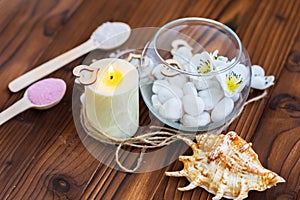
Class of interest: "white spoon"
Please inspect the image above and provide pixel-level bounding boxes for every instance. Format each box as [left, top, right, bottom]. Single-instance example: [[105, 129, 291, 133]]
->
[[0, 78, 66, 126], [8, 22, 131, 93]]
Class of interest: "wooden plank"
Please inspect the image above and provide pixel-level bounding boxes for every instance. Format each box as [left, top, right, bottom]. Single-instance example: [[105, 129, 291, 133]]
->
[[0, 0, 142, 199], [248, 32, 300, 200], [0, 0, 84, 106], [5, 121, 100, 199], [0, 0, 86, 199]]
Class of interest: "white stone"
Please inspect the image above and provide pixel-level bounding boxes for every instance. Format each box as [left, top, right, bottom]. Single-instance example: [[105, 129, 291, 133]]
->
[[166, 74, 188, 89], [198, 89, 210, 98], [173, 46, 193, 59], [152, 64, 165, 80], [208, 78, 222, 90], [202, 99, 214, 111], [181, 112, 211, 127], [171, 39, 193, 53], [193, 78, 221, 91], [211, 97, 234, 122], [157, 88, 173, 102], [170, 85, 184, 98], [173, 47, 193, 68], [182, 95, 205, 116], [151, 95, 161, 112], [198, 88, 224, 110], [198, 112, 211, 126], [140, 65, 153, 84], [181, 114, 198, 127], [152, 79, 169, 94], [157, 85, 183, 102], [193, 78, 209, 90], [231, 93, 240, 102], [183, 82, 197, 96], [159, 98, 182, 121]]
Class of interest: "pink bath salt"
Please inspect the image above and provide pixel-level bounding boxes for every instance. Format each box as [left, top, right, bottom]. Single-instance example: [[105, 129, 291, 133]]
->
[[27, 78, 66, 106]]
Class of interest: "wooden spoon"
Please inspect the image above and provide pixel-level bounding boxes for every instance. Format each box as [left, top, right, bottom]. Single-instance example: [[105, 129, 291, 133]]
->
[[0, 78, 66, 126], [8, 22, 130, 93]]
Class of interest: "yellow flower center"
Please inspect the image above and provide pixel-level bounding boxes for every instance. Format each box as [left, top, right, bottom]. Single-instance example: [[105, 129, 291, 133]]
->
[[226, 71, 243, 92], [198, 60, 212, 74]]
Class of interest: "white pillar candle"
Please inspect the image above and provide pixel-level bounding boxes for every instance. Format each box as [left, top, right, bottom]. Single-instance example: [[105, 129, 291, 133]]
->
[[85, 58, 139, 139]]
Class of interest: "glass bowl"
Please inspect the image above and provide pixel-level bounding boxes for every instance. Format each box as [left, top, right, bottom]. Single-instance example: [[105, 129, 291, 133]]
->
[[139, 17, 251, 132]]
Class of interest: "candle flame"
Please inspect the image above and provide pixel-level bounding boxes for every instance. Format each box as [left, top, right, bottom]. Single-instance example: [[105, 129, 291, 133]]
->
[[108, 65, 114, 80], [102, 64, 122, 86]]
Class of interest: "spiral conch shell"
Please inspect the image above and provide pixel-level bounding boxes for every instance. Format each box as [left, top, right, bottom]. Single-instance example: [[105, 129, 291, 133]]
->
[[166, 132, 285, 200]]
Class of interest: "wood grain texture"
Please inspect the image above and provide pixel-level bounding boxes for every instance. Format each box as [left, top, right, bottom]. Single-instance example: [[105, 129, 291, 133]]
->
[[0, 0, 299, 199]]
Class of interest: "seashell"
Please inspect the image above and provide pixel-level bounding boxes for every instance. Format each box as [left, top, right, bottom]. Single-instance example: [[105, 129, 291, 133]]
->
[[166, 132, 285, 200]]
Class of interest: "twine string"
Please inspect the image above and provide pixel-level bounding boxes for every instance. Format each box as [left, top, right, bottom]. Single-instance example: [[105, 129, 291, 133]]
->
[[80, 91, 268, 173]]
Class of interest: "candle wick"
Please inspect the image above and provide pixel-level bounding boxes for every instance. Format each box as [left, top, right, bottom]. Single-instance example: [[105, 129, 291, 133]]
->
[[110, 75, 113, 80]]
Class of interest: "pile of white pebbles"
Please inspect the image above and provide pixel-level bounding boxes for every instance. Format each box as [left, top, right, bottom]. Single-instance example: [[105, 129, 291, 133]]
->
[[151, 74, 238, 127], [150, 39, 275, 128]]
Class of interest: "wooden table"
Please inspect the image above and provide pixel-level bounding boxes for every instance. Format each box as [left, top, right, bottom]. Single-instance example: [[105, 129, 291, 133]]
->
[[0, 0, 299, 199]]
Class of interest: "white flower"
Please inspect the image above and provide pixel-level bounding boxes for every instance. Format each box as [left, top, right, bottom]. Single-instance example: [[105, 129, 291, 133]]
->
[[217, 63, 250, 97], [251, 65, 265, 77], [190, 52, 215, 74], [209, 49, 237, 72], [251, 65, 275, 90], [210, 50, 219, 60]]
